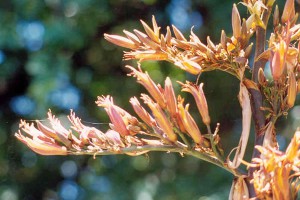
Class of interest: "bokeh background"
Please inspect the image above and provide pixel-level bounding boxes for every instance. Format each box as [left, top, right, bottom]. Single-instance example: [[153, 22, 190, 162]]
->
[[0, 0, 295, 200]]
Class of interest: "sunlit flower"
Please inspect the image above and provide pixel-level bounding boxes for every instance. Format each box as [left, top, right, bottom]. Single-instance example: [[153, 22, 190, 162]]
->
[[96, 96, 130, 136], [180, 81, 211, 125], [127, 65, 166, 108], [177, 98, 203, 144], [142, 94, 177, 142]]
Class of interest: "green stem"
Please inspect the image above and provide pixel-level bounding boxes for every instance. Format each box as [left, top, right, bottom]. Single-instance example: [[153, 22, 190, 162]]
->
[[70, 144, 245, 177], [207, 124, 224, 162]]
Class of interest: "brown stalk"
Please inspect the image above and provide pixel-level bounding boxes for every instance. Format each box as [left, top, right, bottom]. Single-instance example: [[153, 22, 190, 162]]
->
[[247, 5, 273, 198]]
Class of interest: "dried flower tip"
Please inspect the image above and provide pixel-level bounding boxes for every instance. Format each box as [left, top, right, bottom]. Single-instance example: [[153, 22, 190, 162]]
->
[[287, 72, 297, 108], [104, 34, 138, 49], [282, 0, 295, 24], [232, 4, 241, 38], [177, 100, 202, 144]]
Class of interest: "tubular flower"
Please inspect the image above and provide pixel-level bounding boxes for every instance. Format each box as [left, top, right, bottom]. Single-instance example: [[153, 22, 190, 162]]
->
[[127, 65, 166, 108], [177, 98, 203, 144], [270, 40, 287, 81], [96, 96, 130, 136], [164, 77, 178, 117], [104, 34, 139, 49], [15, 110, 135, 156], [281, 0, 295, 24], [180, 81, 211, 126], [129, 96, 156, 127], [142, 94, 177, 142], [232, 4, 242, 39], [15, 121, 67, 156], [247, 131, 300, 199]]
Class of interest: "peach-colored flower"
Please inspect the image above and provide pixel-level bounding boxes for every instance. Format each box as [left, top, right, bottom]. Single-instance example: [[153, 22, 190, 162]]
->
[[142, 94, 177, 142], [129, 96, 155, 126], [287, 72, 297, 108], [96, 96, 130, 136], [232, 4, 241, 39], [180, 82, 211, 125], [16, 133, 67, 155], [104, 34, 138, 49], [15, 121, 67, 155], [164, 77, 178, 117], [177, 99, 202, 144], [127, 65, 166, 108], [281, 0, 295, 24], [270, 40, 287, 81]]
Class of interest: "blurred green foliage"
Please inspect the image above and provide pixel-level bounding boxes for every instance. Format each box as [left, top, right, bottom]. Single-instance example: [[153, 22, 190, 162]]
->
[[0, 0, 291, 199]]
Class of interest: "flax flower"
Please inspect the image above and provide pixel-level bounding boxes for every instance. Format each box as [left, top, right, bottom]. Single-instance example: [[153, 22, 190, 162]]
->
[[180, 81, 211, 126]]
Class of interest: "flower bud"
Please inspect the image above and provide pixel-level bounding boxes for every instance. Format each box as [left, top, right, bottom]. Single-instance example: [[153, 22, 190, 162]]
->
[[271, 40, 287, 81], [178, 100, 202, 144], [232, 4, 241, 38], [164, 77, 178, 117], [127, 65, 166, 108], [130, 97, 155, 127], [181, 82, 211, 125], [220, 30, 227, 49], [140, 19, 159, 43], [281, 0, 295, 24], [258, 68, 267, 86], [104, 34, 138, 49], [142, 95, 177, 142]]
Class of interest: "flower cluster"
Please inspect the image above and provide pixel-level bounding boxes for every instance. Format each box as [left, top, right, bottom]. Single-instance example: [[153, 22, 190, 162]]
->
[[16, 65, 225, 162], [248, 129, 300, 200], [14, 0, 300, 199]]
